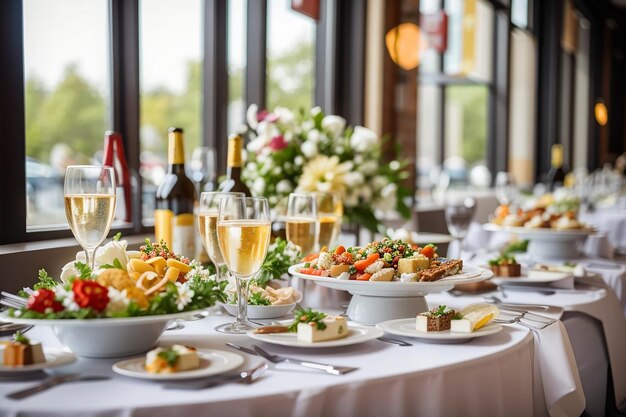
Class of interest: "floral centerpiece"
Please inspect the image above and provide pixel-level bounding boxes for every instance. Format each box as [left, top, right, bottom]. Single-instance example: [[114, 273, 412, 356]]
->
[[242, 105, 411, 232], [9, 235, 226, 319]]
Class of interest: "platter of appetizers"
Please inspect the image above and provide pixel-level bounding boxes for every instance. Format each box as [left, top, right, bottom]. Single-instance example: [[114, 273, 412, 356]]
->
[[247, 307, 383, 348], [0, 332, 76, 373], [288, 239, 492, 297], [489, 201, 592, 233], [377, 304, 502, 344], [112, 345, 245, 380]]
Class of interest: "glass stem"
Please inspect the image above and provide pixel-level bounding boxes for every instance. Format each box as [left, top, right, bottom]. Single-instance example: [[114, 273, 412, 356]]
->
[[214, 263, 222, 281], [236, 277, 250, 324], [458, 238, 464, 259], [85, 247, 97, 272]]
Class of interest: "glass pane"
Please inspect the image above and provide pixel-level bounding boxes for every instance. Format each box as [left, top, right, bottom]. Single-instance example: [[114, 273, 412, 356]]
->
[[511, 0, 529, 29], [139, 0, 203, 223], [266, 0, 316, 111], [228, 0, 248, 133], [416, 85, 442, 190], [444, 85, 488, 181], [23, 0, 111, 229]]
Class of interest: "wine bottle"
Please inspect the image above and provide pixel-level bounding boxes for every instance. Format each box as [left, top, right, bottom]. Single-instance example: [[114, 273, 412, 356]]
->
[[546, 143, 566, 191], [218, 134, 252, 196], [155, 127, 197, 258], [102, 131, 132, 223]]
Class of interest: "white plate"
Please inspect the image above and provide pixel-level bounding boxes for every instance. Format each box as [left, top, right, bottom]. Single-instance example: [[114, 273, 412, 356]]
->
[[483, 223, 592, 238], [112, 348, 245, 380], [247, 325, 384, 348], [377, 319, 502, 344], [0, 347, 77, 373], [288, 264, 492, 297], [491, 272, 572, 286]]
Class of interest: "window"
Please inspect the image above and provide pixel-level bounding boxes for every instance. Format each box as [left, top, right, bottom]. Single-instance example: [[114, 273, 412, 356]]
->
[[266, 0, 316, 110], [139, 0, 203, 223], [23, 0, 111, 229], [227, 0, 248, 133]]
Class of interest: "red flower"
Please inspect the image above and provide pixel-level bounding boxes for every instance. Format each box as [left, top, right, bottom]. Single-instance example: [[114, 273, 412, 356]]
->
[[72, 280, 110, 312], [256, 109, 279, 123], [268, 135, 287, 151], [27, 289, 64, 313]]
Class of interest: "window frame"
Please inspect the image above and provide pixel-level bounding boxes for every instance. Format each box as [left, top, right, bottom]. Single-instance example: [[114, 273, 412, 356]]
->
[[0, 0, 365, 245]]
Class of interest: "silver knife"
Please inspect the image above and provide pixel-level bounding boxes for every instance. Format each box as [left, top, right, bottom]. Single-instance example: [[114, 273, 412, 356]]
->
[[6, 374, 110, 400]]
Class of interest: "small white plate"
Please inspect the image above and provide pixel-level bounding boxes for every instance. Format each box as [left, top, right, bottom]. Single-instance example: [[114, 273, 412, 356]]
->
[[491, 272, 571, 286], [247, 325, 384, 348], [0, 347, 77, 373], [377, 319, 502, 344], [112, 348, 245, 380]]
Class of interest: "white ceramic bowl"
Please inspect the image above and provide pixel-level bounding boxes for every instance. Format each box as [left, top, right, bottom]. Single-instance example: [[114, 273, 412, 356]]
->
[[222, 302, 296, 319], [1, 310, 208, 358]]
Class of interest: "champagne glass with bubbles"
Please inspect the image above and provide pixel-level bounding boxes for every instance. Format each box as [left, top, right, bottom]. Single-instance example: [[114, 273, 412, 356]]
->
[[198, 192, 244, 282], [215, 196, 271, 334], [64, 165, 116, 271], [315, 191, 342, 249], [286, 192, 319, 255]]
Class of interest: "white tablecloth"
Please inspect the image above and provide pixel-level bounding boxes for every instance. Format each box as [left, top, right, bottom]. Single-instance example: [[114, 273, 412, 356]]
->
[[2, 313, 543, 417], [580, 207, 626, 250]]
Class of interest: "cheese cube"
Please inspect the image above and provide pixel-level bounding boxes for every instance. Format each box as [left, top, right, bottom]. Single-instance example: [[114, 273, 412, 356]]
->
[[297, 316, 349, 343], [450, 318, 473, 333], [146, 345, 200, 373], [397, 256, 430, 274]]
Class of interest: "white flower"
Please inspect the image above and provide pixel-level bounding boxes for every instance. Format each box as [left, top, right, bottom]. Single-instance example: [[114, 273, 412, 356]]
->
[[372, 175, 388, 190], [294, 156, 304, 166], [301, 141, 318, 158], [334, 146, 344, 154], [284, 131, 294, 142], [307, 130, 320, 143], [247, 162, 258, 172], [55, 285, 80, 312], [272, 167, 281, 175], [274, 107, 295, 126], [95, 239, 129, 271], [106, 288, 130, 314], [359, 186, 373, 202], [322, 115, 346, 138], [247, 137, 266, 153], [276, 180, 293, 194], [252, 177, 266, 195], [344, 191, 359, 207], [350, 126, 378, 152], [311, 106, 322, 117], [301, 120, 314, 131], [374, 183, 398, 211], [175, 283, 194, 311], [60, 261, 79, 284], [247, 104, 259, 129], [344, 171, 365, 185], [359, 160, 378, 175], [389, 160, 401, 171], [354, 155, 363, 164], [269, 196, 278, 205]]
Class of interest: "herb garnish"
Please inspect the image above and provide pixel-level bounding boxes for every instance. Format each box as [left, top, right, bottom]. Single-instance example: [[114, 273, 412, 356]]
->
[[33, 269, 58, 291], [158, 349, 179, 366], [252, 238, 301, 288], [248, 292, 272, 306], [100, 258, 125, 270], [74, 262, 93, 279], [113, 232, 122, 242], [13, 331, 30, 345], [429, 305, 452, 317], [288, 307, 327, 332]]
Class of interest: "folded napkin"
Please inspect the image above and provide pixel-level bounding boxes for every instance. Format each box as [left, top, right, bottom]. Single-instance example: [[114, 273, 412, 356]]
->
[[531, 321, 586, 417]]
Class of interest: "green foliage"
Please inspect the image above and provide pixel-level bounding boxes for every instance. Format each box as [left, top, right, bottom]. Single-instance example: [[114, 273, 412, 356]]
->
[[266, 42, 315, 111], [74, 262, 93, 279], [253, 238, 301, 287], [248, 292, 271, 306], [33, 269, 57, 291], [445, 85, 488, 165]]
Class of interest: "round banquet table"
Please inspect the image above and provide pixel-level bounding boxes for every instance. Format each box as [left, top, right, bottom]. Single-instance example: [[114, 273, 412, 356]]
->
[[0, 313, 541, 417]]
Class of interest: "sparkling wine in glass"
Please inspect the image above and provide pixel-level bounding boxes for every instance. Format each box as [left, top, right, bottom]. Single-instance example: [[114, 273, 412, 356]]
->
[[286, 192, 319, 255], [444, 192, 476, 258], [215, 196, 271, 334], [316, 191, 342, 249], [198, 191, 244, 281], [64, 165, 116, 272]]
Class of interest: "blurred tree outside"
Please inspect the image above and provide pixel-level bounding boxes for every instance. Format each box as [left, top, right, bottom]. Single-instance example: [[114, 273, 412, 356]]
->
[[266, 41, 314, 111], [446, 85, 488, 166]]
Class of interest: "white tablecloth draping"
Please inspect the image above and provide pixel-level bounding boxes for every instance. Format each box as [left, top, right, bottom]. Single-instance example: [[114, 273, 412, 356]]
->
[[429, 280, 626, 416], [2, 313, 550, 417], [580, 207, 626, 250]]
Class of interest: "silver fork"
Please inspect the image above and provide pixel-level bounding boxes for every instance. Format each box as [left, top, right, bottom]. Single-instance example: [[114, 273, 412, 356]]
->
[[495, 316, 549, 331], [251, 344, 358, 375]]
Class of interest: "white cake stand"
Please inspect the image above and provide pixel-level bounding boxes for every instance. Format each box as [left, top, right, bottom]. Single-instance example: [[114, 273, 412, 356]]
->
[[288, 264, 493, 325], [483, 223, 591, 261]]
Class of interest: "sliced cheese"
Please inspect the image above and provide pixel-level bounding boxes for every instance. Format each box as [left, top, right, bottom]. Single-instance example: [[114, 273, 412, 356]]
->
[[297, 316, 349, 343]]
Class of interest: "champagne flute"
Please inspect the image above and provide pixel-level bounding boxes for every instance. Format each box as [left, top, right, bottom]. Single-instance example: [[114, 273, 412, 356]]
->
[[64, 165, 116, 272], [215, 196, 271, 334], [316, 191, 342, 249], [444, 189, 476, 259], [197, 191, 245, 281], [286, 192, 319, 255]]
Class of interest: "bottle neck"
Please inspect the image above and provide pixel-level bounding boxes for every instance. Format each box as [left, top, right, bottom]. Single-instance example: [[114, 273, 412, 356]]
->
[[227, 135, 243, 169], [168, 131, 185, 169], [550, 144, 563, 169]]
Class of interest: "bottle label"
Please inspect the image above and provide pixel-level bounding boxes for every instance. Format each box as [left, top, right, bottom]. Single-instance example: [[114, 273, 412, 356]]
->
[[154, 210, 196, 258]]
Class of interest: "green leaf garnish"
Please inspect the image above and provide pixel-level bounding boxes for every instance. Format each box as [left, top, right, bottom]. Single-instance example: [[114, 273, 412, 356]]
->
[[74, 261, 93, 279], [288, 307, 327, 332], [100, 258, 125, 270], [248, 292, 271, 306], [113, 232, 122, 242], [13, 331, 30, 345], [33, 269, 57, 290], [158, 349, 179, 366]]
